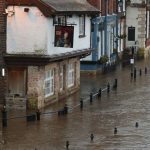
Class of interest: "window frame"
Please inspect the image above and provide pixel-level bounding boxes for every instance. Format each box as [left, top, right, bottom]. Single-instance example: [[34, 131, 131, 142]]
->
[[44, 69, 54, 98], [79, 15, 85, 37], [59, 66, 64, 92], [53, 15, 67, 26], [67, 63, 75, 88]]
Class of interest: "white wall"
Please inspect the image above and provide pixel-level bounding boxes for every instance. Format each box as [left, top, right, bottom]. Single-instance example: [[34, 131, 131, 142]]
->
[[131, 0, 146, 3], [126, 6, 146, 48], [7, 6, 91, 55], [7, 6, 48, 54]]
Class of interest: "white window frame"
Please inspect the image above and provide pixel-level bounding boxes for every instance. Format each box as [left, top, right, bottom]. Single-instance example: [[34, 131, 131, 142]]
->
[[67, 63, 75, 88], [79, 15, 85, 36], [60, 66, 64, 91], [44, 69, 54, 97], [54, 15, 66, 25]]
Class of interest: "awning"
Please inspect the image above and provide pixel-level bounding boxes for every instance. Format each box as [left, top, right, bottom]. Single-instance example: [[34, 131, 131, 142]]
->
[[4, 49, 92, 66]]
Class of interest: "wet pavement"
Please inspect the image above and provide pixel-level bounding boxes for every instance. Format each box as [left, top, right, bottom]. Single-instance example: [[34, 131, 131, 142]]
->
[[1, 59, 150, 149]]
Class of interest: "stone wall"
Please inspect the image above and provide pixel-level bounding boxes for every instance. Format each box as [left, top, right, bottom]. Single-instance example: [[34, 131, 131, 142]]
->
[[0, 0, 6, 105], [27, 57, 80, 109], [27, 66, 45, 109]]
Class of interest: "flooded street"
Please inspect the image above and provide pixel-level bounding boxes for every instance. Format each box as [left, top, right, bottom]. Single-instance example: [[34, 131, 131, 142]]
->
[[1, 60, 150, 150]]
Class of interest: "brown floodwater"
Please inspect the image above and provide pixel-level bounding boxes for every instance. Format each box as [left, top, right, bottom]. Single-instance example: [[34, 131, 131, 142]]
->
[[1, 59, 150, 150]]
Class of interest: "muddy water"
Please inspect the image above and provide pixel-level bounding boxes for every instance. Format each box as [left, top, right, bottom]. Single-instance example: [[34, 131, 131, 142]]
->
[[1, 60, 150, 150]]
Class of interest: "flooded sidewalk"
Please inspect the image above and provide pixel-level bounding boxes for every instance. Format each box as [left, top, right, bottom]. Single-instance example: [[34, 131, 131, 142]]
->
[[1, 60, 150, 150]]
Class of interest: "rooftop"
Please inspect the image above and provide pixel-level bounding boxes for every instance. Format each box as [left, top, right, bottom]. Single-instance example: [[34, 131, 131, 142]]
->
[[6, 0, 99, 16]]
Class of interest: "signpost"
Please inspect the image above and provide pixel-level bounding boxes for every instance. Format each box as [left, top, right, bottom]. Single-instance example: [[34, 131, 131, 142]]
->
[[130, 58, 134, 65]]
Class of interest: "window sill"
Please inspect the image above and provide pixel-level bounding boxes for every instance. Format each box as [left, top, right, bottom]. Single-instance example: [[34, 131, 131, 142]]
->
[[44, 94, 56, 103], [79, 35, 86, 38], [45, 93, 54, 98]]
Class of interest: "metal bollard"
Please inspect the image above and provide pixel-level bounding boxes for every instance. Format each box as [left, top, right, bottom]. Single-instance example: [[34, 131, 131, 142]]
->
[[135, 122, 139, 128], [98, 88, 101, 98], [66, 141, 69, 149], [36, 109, 41, 121], [58, 109, 64, 116], [64, 104, 68, 114], [113, 78, 118, 89], [80, 99, 83, 109], [131, 72, 133, 78], [90, 133, 94, 142], [134, 68, 136, 79], [107, 83, 110, 93], [145, 67, 147, 74], [114, 127, 117, 135], [90, 93, 93, 104], [139, 69, 142, 76], [2, 106, 7, 127]]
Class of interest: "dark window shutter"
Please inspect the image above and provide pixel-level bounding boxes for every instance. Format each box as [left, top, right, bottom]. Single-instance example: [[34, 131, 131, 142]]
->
[[128, 27, 135, 41]]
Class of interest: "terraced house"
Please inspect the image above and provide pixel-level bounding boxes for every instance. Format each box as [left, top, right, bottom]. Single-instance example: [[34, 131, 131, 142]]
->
[[81, 0, 126, 73], [0, 0, 99, 109]]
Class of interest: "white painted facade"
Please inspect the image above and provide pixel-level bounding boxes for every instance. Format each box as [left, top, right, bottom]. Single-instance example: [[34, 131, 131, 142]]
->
[[7, 6, 91, 55], [130, 0, 146, 4], [126, 6, 146, 48], [118, 21, 124, 52]]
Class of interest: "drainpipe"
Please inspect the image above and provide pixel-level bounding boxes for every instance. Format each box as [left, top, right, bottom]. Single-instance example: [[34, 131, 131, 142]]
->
[[104, 0, 108, 56], [116, 16, 119, 52], [116, 0, 119, 54], [145, 0, 148, 47]]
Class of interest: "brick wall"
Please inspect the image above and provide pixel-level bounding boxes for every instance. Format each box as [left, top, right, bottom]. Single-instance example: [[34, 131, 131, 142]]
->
[[0, 0, 6, 105], [87, 0, 100, 10], [90, 0, 117, 16], [87, 0, 117, 16], [113, 0, 117, 14], [101, 0, 106, 15], [27, 57, 80, 109]]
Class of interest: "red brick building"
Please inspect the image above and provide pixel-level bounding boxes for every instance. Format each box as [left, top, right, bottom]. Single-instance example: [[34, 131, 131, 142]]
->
[[87, 0, 117, 15]]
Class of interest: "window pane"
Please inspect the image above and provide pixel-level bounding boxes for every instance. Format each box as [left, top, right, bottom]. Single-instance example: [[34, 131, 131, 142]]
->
[[79, 16, 85, 35], [44, 69, 54, 97], [60, 66, 64, 91], [45, 80, 50, 88], [67, 63, 75, 87]]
